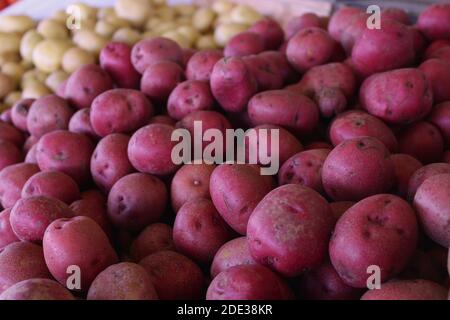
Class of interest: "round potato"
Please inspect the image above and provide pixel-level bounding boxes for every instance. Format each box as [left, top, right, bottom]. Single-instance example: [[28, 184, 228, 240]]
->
[[62, 47, 96, 74], [32, 39, 72, 73], [130, 223, 175, 262], [20, 30, 43, 62], [361, 279, 448, 300], [0, 140, 22, 172], [37, 19, 68, 39], [0, 209, 19, 250], [0, 278, 74, 300], [0, 163, 39, 209], [0, 15, 36, 34]]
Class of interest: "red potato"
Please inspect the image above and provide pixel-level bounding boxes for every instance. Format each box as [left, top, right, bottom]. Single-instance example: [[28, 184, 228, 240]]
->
[[56, 79, 67, 98], [100, 41, 140, 89], [210, 164, 274, 234], [286, 27, 337, 72], [0, 242, 50, 294], [207, 264, 290, 300], [185, 49, 223, 82], [128, 124, 179, 176], [210, 237, 257, 278], [330, 201, 355, 221], [10, 196, 74, 242], [0, 140, 22, 171], [140, 60, 185, 102], [428, 101, 450, 145], [91, 89, 153, 137], [411, 27, 428, 62], [390, 154, 423, 199], [11, 98, 34, 132], [26, 95, 74, 138], [328, 6, 362, 43], [87, 262, 158, 300], [397, 121, 444, 164], [382, 7, 411, 25], [242, 55, 284, 91], [224, 32, 265, 57], [167, 80, 214, 121], [247, 184, 334, 277], [258, 51, 297, 84], [249, 18, 284, 50], [36, 130, 95, 185], [419, 59, 450, 103], [278, 149, 330, 195], [428, 46, 450, 62], [0, 110, 12, 123], [181, 48, 196, 68], [107, 173, 167, 232], [338, 13, 369, 53], [414, 173, 450, 247], [247, 90, 319, 135], [0, 121, 24, 147], [299, 261, 363, 300], [210, 57, 257, 113], [65, 64, 113, 110], [361, 279, 448, 300], [285, 13, 323, 39], [21, 171, 80, 204], [0, 163, 39, 209], [407, 163, 450, 201], [68, 108, 98, 140], [148, 115, 176, 126], [131, 37, 183, 74], [330, 194, 418, 288], [329, 111, 399, 152], [91, 133, 134, 193], [171, 163, 215, 212], [139, 250, 204, 300], [0, 278, 74, 300], [0, 209, 19, 249], [23, 135, 38, 154], [360, 69, 433, 125], [43, 216, 118, 291], [130, 223, 175, 262], [417, 3, 450, 41], [425, 40, 450, 58], [351, 19, 415, 77], [25, 144, 37, 164]]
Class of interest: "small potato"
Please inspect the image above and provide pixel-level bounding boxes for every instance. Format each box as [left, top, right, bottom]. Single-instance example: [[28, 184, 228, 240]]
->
[[32, 39, 72, 73], [73, 30, 108, 55], [0, 163, 39, 209], [229, 5, 263, 25], [242, 55, 284, 91], [154, 6, 176, 21], [186, 49, 223, 82], [224, 31, 265, 57], [0, 121, 24, 146], [25, 145, 37, 164], [212, 0, 234, 15], [152, 21, 177, 35], [130, 223, 175, 262], [73, 2, 98, 22], [0, 209, 19, 250], [51, 10, 68, 23], [45, 70, 69, 92], [0, 278, 74, 300], [37, 19, 68, 39], [87, 262, 158, 300], [114, 0, 152, 27], [419, 59, 450, 103], [196, 34, 218, 50], [139, 250, 204, 300], [161, 30, 190, 49], [0, 33, 21, 55], [107, 173, 167, 232], [62, 47, 96, 74], [36, 130, 95, 185], [286, 13, 323, 39], [21, 68, 48, 88], [0, 140, 22, 171], [361, 279, 448, 300], [91, 134, 134, 193], [0, 73, 15, 100], [390, 154, 423, 199], [193, 8, 216, 32], [214, 23, 248, 47], [2, 62, 26, 85], [95, 20, 117, 38], [249, 18, 284, 50], [417, 3, 450, 41], [104, 11, 131, 29], [140, 61, 185, 102], [0, 15, 36, 34], [176, 25, 200, 47], [173, 4, 196, 17], [21, 82, 51, 99], [43, 216, 118, 291], [27, 95, 74, 138], [21, 171, 80, 204], [10, 196, 74, 242], [407, 163, 450, 201], [113, 28, 142, 46], [258, 51, 297, 84]]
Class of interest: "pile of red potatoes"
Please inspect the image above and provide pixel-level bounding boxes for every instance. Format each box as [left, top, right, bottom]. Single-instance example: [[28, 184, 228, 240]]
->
[[0, 3, 450, 300]]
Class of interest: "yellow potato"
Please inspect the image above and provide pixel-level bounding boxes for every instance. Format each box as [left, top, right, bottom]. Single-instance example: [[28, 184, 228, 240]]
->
[[155, 6, 175, 21], [37, 19, 69, 39], [162, 30, 190, 48], [104, 11, 131, 28], [51, 10, 68, 24], [177, 25, 200, 46], [230, 5, 263, 25], [21, 69, 48, 88], [71, 2, 98, 21], [145, 17, 162, 31], [62, 47, 96, 74], [0, 15, 36, 34], [45, 70, 69, 93], [95, 20, 117, 38], [113, 28, 142, 46], [196, 34, 218, 50], [2, 62, 26, 85], [142, 31, 157, 39], [152, 0, 166, 6], [20, 30, 44, 62], [193, 8, 216, 32], [73, 29, 108, 55], [0, 52, 21, 67], [22, 81, 51, 99], [114, 0, 153, 27], [212, 0, 234, 14], [153, 21, 177, 35], [4, 91, 22, 107], [32, 40, 72, 73], [97, 7, 115, 20], [77, 18, 97, 31], [173, 4, 196, 16], [214, 23, 248, 47], [0, 33, 21, 54], [176, 16, 192, 25], [0, 73, 15, 100]]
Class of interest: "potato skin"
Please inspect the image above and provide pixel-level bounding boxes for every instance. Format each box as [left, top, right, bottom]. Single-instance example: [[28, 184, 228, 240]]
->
[[0, 242, 51, 294], [390, 154, 423, 199], [87, 262, 158, 300], [417, 3, 450, 41], [0, 163, 40, 209], [0, 120, 25, 147], [139, 250, 204, 300], [0, 278, 74, 300], [360, 69, 433, 125], [242, 55, 283, 91], [419, 59, 450, 104], [224, 32, 265, 57], [11, 98, 34, 132], [0, 140, 22, 171], [91, 89, 153, 137], [186, 49, 223, 82], [328, 7, 362, 43], [210, 237, 257, 278], [210, 164, 274, 234], [286, 13, 323, 39], [0, 209, 19, 250], [330, 194, 418, 288], [407, 163, 450, 201], [247, 184, 334, 277], [322, 137, 395, 201], [36, 130, 95, 185], [361, 279, 448, 300], [68, 108, 98, 140], [414, 173, 450, 247], [43, 216, 118, 291], [130, 223, 175, 262], [428, 101, 450, 145], [249, 18, 284, 50]]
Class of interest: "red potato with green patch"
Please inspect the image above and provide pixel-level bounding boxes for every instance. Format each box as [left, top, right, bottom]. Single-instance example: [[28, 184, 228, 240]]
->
[[390, 154, 423, 199], [413, 173, 450, 247], [247, 184, 334, 277], [91, 133, 134, 193], [139, 250, 204, 300], [322, 137, 395, 201], [0, 163, 39, 209], [68, 108, 99, 140], [417, 3, 450, 41], [130, 223, 175, 262], [11, 98, 34, 132], [418, 59, 450, 103], [0, 242, 51, 294], [428, 101, 450, 145], [0, 140, 22, 171], [87, 262, 158, 300], [224, 32, 265, 57], [286, 13, 323, 39], [65, 64, 113, 110], [185, 50, 223, 82], [361, 279, 448, 300], [0, 209, 19, 249], [210, 164, 274, 235], [36, 130, 95, 185], [0, 278, 74, 300], [242, 55, 284, 91], [0, 121, 25, 147], [249, 18, 284, 50], [407, 162, 450, 201], [43, 216, 118, 291]]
